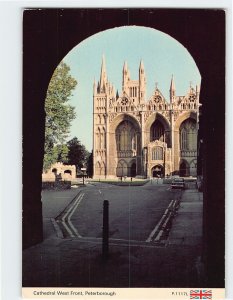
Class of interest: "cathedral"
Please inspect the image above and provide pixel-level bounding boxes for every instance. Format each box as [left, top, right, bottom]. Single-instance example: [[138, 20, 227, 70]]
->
[[93, 56, 200, 179]]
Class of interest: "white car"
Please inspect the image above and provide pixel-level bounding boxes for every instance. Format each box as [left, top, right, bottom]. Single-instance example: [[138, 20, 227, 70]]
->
[[171, 178, 185, 189]]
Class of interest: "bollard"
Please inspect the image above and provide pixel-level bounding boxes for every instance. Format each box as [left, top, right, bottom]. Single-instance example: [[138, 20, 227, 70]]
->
[[102, 200, 109, 260]]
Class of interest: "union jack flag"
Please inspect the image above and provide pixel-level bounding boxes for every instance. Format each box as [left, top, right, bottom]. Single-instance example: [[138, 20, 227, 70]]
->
[[190, 290, 212, 299]]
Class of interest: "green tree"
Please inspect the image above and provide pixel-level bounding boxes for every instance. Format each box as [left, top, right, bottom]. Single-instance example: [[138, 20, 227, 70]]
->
[[43, 62, 77, 171], [86, 151, 93, 177], [67, 137, 89, 172]]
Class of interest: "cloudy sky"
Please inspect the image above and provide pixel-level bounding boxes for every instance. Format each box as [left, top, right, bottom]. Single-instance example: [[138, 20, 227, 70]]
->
[[63, 26, 201, 151]]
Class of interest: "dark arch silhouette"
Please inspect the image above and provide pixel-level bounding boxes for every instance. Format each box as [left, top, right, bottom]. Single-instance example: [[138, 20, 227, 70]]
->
[[23, 9, 225, 287]]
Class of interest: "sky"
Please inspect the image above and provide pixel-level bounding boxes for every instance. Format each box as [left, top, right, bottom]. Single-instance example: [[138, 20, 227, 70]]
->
[[63, 26, 201, 151]]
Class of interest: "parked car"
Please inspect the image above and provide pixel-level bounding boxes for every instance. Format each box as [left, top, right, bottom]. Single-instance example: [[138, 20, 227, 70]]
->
[[171, 177, 185, 189]]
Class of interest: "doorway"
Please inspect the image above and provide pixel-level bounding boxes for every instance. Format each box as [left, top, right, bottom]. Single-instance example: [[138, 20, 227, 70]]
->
[[151, 165, 164, 177]]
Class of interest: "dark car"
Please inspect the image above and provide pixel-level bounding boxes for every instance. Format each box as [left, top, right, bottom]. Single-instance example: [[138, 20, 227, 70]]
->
[[171, 177, 185, 189]]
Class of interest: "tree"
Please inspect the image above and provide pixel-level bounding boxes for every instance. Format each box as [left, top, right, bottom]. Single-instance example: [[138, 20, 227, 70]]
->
[[67, 137, 89, 171], [86, 151, 93, 177], [43, 62, 77, 171]]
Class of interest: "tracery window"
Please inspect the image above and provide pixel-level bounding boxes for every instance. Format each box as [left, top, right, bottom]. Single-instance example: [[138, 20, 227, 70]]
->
[[152, 146, 163, 160], [180, 118, 197, 151], [116, 121, 137, 151], [150, 120, 164, 142]]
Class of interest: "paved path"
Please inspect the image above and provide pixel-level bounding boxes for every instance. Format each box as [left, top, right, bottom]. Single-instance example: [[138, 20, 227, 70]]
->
[[23, 183, 204, 288]]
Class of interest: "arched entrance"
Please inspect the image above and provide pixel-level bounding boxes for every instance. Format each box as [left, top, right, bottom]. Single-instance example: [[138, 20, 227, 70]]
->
[[150, 119, 165, 142], [151, 165, 164, 177], [116, 160, 128, 177], [109, 113, 141, 177], [179, 160, 189, 177], [52, 168, 57, 175], [130, 162, 136, 177]]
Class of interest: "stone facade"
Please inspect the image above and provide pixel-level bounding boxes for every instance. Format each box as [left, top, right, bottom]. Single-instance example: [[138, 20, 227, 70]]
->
[[42, 162, 76, 181], [93, 56, 200, 179]]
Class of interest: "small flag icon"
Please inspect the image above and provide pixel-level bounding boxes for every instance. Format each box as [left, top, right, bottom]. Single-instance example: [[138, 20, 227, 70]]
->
[[190, 290, 212, 299]]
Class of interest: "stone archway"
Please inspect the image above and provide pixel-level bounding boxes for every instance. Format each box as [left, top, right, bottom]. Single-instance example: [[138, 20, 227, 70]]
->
[[109, 113, 141, 177], [173, 112, 197, 174], [144, 112, 171, 147], [130, 161, 136, 177], [116, 160, 128, 177], [179, 159, 189, 177], [151, 164, 164, 177]]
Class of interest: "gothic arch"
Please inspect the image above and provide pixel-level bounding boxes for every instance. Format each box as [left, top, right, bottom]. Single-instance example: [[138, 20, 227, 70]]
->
[[100, 161, 106, 176], [189, 158, 197, 176], [109, 113, 141, 133], [116, 159, 128, 177], [151, 164, 164, 177], [96, 127, 101, 149], [144, 113, 170, 146], [179, 159, 190, 177], [145, 112, 170, 133], [174, 111, 197, 131], [95, 161, 101, 176]]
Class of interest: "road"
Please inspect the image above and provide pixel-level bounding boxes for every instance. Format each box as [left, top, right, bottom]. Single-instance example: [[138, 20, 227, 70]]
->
[[47, 181, 182, 243]]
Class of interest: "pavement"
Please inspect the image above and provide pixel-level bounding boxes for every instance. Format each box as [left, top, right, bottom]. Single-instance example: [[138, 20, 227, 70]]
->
[[23, 183, 204, 288]]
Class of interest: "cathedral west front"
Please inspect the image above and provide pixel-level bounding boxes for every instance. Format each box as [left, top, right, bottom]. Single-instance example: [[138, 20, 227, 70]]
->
[[93, 56, 200, 179]]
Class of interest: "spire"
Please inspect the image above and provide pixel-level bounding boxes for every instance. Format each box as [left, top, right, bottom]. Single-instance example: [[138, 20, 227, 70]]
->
[[122, 60, 130, 91], [170, 75, 176, 101], [170, 74, 176, 91], [139, 59, 144, 71], [99, 55, 107, 92], [123, 61, 128, 72]]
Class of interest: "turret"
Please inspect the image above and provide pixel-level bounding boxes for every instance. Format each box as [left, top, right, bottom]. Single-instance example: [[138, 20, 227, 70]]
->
[[122, 61, 130, 92], [139, 60, 146, 102], [169, 75, 176, 103], [99, 55, 107, 93]]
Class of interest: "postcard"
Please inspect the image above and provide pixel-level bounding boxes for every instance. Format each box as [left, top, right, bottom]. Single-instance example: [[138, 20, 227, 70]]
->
[[22, 8, 225, 300]]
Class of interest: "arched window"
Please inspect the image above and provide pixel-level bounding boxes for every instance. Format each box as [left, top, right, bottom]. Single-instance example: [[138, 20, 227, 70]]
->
[[102, 127, 106, 149], [101, 162, 106, 175], [96, 127, 101, 149], [131, 130, 136, 150], [180, 118, 197, 151], [96, 162, 101, 176], [116, 121, 136, 152], [152, 147, 163, 160], [180, 128, 188, 150], [116, 160, 128, 177], [150, 120, 164, 142]]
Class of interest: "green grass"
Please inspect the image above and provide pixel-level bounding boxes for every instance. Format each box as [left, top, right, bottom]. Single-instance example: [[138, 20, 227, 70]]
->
[[91, 179, 150, 186]]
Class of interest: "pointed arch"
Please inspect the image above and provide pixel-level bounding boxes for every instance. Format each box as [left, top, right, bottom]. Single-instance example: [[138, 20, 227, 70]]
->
[[116, 160, 128, 177], [96, 127, 101, 149], [179, 159, 189, 177], [95, 161, 101, 176], [100, 161, 106, 176]]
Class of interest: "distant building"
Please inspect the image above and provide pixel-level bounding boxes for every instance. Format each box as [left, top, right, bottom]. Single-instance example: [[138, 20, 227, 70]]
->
[[42, 162, 76, 181], [93, 56, 200, 179]]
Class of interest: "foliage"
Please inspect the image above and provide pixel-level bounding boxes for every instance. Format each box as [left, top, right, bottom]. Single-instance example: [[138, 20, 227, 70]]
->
[[43, 62, 77, 171], [66, 137, 89, 171], [43, 144, 69, 171], [86, 151, 93, 177]]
